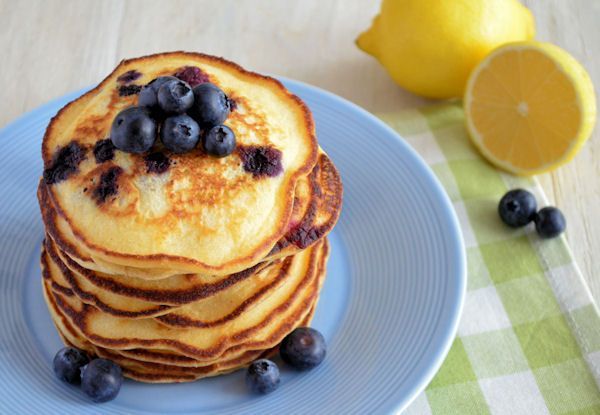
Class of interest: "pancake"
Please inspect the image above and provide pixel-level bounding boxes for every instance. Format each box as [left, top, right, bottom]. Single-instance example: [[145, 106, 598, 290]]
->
[[42, 243, 174, 318], [44, 281, 303, 382], [101, 301, 316, 381], [109, 300, 319, 370], [39, 150, 342, 280], [48, 278, 317, 382], [45, 237, 278, 317], [92, 347, 267, 383], [44, 239, 328, 362], [41, 52, 318, 276], [45, 241, 322, 333], [268, 150, 343, 260], [43, 263, 323, 374], [153, 240, 327, 329], [43, 236, 316, 322]]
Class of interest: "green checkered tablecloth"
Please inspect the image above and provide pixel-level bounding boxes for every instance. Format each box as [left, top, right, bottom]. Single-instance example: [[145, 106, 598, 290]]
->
[[378, 104, 600, 414]]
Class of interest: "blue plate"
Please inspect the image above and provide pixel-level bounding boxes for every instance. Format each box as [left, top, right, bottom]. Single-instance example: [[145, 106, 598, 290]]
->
[[0, 79, 465, 414]]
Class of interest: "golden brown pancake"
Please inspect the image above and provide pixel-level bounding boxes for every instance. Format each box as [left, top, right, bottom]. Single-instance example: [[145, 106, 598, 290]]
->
[[44, 239, 328, 362], [44, 237, 280, 318], [45, 280, 314, 382], [37, 153, 340, 318], [49, 282, 317, 382], [43, 235, 327, 380], [39, 151, 342, 280], [42, 52, 318, 276], [268, 151, 343, 260], [43, 241, 174, 318], [43, 235, 320, 323]]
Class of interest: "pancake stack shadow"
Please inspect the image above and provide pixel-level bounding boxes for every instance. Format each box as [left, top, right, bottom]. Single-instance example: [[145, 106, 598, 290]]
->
[[38, 151, 341, 383]]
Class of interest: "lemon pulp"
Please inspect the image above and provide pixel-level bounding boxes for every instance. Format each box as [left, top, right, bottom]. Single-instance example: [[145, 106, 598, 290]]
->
[[465, 41, 596, 175]]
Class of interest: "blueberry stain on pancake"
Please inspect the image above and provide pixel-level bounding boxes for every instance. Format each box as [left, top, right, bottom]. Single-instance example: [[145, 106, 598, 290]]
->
[[237, 145, 283, 177], [174, 66, 209, 87], [43, 141, 87, 184], [144, 152, 170, 174], [227, 96, 237, 112], [118, 84, 142, 97], [272, 205, 324, 251], [117, 70, 142, 84], [285, 223, 327, 249], [93, 166, 123, 204], [93, 139, 116, 163]]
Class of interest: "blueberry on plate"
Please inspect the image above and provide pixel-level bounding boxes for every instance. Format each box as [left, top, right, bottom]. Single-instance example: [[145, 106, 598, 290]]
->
[[157, 79, 194, 114], [498, 189, 537, 227], [246, 359, 280, 394], [202, 125, 236, 157], [534, 207, 566, 238], [280, 327, 326, 370], [53, 347, 90, 385], [110, 107, 157, 154], [161, 114, 201, 153], [80, 358, 123, 403], [138, 76, 178, 109], [190, 83, 231, 126]]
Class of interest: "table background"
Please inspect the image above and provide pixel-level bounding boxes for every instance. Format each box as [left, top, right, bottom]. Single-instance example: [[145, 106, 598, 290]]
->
[[1, 0, 598, 302]]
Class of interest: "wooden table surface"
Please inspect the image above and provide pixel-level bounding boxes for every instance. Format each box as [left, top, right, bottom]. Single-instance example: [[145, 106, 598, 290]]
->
[[1, 0, 598, 302]]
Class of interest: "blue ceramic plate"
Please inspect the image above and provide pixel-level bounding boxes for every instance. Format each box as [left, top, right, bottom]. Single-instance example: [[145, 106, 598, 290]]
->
[[0, 79, 465, 414]]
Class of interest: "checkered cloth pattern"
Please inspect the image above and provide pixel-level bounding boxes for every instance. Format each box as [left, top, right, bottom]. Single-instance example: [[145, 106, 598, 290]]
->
[[379, 103, 600, 414]]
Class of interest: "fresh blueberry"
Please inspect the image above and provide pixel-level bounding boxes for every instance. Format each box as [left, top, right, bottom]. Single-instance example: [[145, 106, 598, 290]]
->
[[138, 76, 178, 109], [202, 125, 236, 157], [157, 79, 194, 114], [160, 114, 201, 153], [534, 207, 566, 238], [190, 83, 231, 126], [498, 189, 537, 227], [80, 358, 123, 403], [280, 327, 326, 370], [245, 359, 280, 394], [110, 107, 157, 153], [53, 347, 90, 385]]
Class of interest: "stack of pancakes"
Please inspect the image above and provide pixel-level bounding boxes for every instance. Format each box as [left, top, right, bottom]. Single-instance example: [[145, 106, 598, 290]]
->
[[37, 53, 342, 382]]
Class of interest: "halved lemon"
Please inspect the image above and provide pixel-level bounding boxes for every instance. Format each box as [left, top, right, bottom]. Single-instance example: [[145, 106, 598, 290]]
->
[[465, 41, 596, 175]]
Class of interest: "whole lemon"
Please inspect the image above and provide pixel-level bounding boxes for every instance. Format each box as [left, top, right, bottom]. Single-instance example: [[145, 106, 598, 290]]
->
[[356, 0, 535, 99]]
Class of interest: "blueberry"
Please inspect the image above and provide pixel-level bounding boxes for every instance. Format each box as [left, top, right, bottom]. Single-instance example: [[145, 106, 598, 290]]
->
[[138, 76, 178, 109], [161, 114, 200, 153], [157, 79, 194, 114], [245, 359, 280, 394], [80, 358, 123, 403], [498, 189, 537, 227], [190, 83, 230, 126], [110, 107, 156, 154], [53, 347, 90, 385], [202, 125, 236, 157], [534, 207, 566, 238], [280, 327, 326, 370]]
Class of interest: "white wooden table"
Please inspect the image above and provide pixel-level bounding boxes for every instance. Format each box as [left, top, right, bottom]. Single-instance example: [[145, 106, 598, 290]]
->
[[1, 0, 598, 302]]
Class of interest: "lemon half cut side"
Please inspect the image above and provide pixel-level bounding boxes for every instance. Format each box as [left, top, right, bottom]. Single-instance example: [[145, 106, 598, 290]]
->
[[465, 41, 596, 175]]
